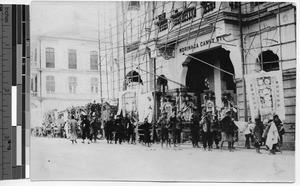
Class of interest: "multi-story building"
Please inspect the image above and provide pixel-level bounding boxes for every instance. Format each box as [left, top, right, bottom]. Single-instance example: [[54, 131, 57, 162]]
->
[[107, 1, 296, 149], [30, 26, 102, 127]]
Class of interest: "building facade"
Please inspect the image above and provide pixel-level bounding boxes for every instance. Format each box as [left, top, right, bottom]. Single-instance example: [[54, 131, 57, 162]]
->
[[30, 33, 101, 127], [107, 1, 296, 149]]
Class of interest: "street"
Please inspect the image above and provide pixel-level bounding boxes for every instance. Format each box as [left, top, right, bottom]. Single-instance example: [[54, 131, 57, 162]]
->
[[30, 137, 295, 182]]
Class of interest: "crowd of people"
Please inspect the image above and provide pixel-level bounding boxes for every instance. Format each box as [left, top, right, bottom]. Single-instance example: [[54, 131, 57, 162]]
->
[[32, 109, 285, 155]]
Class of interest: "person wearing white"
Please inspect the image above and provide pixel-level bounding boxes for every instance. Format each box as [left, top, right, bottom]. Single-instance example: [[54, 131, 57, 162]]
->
[[265, 118, 280, 155]]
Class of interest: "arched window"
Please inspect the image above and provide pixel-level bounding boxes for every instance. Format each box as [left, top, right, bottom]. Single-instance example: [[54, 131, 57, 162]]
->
[[46, 47, 55, 68], [256, 50, 279, 72], [124, 70, 143, 90]]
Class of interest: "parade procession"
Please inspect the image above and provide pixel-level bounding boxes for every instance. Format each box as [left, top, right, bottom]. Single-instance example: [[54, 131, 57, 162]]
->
[[31, 85, 287, 155], [29, 1, 296, 181]]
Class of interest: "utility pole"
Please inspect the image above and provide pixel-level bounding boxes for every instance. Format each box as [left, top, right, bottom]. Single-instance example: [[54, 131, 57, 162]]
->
[[239, 2, 248, 122], [115, 1, 121, 93], [122, 1, 127, 90], [97, 3, 104, 138], [153, 57, 157, 122], [97, 6, 102, 101]]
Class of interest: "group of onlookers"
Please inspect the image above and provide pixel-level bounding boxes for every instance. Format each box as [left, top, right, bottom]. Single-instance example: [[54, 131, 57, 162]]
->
[[242, 114, 285, 154]]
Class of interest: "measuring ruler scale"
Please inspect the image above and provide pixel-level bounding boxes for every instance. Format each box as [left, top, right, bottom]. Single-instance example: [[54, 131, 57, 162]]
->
[[0, 4, 30, 180]]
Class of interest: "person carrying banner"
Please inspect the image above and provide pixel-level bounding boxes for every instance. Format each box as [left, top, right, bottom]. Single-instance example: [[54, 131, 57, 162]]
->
[[274, 114, 285, 152], [252, 117, 264, 154], [265, 115, 281, 155], [200, 111, 213, 151], [220, 110, 238, 152], [190, 111, 200, 148]]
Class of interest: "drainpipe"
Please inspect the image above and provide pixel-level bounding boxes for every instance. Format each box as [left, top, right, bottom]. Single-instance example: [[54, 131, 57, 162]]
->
[[239, 2, 248, 122], [153, 57, 157, 122], [38, 39, 43, 124]]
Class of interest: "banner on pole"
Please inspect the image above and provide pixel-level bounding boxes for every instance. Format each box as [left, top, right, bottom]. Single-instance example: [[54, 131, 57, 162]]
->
[[117, 89, 140, 120], [244, 70, 285, 122], [138, 92, 154, 123]]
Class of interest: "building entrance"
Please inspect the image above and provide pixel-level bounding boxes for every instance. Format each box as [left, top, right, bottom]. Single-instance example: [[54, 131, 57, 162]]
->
[[185, 47, 236, 111]]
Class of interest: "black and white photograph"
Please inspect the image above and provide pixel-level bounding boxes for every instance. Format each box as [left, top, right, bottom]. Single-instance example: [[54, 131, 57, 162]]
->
[[29, 1, 296, 182]]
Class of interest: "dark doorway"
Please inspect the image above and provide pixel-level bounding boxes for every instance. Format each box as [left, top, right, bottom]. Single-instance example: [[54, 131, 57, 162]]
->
[[185, 47, 236, 109]]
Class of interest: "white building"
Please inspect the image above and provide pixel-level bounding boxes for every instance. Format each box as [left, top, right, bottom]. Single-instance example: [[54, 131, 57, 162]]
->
[[30, 27, 102, 127]]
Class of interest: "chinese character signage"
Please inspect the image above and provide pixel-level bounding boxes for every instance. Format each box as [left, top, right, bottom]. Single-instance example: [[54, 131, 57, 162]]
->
[[245, 71, 285, 122]]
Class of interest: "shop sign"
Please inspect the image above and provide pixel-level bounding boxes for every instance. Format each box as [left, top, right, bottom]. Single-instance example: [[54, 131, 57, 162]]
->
[[179, 34, 231, 53], [171, 7, 197, 27]]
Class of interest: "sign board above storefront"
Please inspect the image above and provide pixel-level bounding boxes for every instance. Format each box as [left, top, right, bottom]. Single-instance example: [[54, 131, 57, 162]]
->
[[179, 34, 232, 53]]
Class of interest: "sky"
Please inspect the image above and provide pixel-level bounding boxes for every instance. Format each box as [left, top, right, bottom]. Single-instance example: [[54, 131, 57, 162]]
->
[[30, 1, 118, 39]]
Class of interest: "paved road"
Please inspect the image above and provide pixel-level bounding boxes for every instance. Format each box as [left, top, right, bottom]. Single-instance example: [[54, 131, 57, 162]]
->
[[30, 137, 295, 182]]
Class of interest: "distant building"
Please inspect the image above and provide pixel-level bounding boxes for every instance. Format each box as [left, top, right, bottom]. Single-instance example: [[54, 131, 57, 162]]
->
[[30, 26, 102, 127]]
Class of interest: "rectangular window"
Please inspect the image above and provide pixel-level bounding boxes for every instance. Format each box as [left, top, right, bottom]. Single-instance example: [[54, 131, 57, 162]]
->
[[157, 13, 168, 32], [46, 47, 55, 68], [31, 74, 38, 92], [46, 76, 55, 93], [68, 49, 77, 69], [69, 77, 77, 93], [91, 78, 99, 93], [90, 51, 98, 70], [229, 2, 239, 9], [201, 2, 216, 14], [34, 48, 37, 62]]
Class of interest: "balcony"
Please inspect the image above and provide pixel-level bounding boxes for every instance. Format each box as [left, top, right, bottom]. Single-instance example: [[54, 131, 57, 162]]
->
[[170, 6, 197, 27]]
